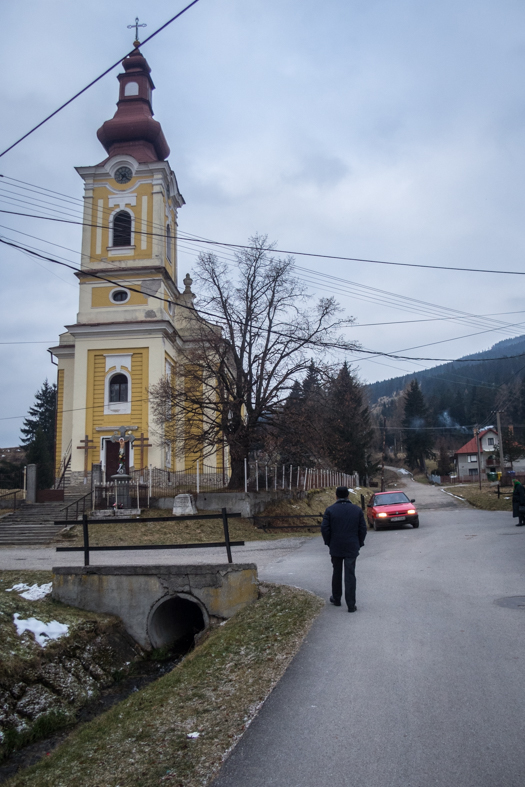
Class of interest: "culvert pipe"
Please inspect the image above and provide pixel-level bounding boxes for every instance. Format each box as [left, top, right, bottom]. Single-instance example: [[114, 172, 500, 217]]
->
[[148, 594, 208, 651]]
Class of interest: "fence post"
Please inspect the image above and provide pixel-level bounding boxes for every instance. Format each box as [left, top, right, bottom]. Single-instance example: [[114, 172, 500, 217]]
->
[[137, 478, 140, 512], [149, 465, 152, 502], [197, 460, 200, 495], [304, 468, 308, 490], [497, 484, 500, 498], [221, 507, 233, 564], [82, 514, 90, 567], [289, 464, 293, 490], [13, 491, 17, 512], [282, 464, 285, 490], [244, 458, 248, 493], [265, 465, 268, 491], [256, 460, 259, 492], [361, 493, 365, 511]]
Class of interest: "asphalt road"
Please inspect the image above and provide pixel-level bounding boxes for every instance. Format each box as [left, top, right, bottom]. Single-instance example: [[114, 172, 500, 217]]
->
[[212, 481, 525, 787]]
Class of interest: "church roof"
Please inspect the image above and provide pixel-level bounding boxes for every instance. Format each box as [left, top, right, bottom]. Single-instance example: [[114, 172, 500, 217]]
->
[[96, 48, 170, 163]]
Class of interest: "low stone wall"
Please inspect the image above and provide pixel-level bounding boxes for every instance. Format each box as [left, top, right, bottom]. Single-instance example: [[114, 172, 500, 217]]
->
[[53, 564, 258, 651], [154, 489, 304, 517]]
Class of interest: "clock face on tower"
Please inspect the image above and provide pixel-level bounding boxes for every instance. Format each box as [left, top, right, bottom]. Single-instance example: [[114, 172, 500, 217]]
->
[[114, 166, 133, 184]]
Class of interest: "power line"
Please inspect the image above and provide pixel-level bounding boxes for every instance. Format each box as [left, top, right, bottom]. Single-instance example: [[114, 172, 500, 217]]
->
[[0, 0, 203, 159], [5, 236, 525, 366], [1, 176, 524, 337], [2, 204, 525, 279]]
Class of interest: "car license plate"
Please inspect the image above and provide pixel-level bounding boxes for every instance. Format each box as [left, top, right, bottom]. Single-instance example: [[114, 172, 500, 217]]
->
[[391, 516, 406, 522]]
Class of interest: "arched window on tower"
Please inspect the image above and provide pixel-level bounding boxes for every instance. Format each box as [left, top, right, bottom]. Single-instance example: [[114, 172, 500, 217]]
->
[[166, 224, 172, 263], [109, 373, 128, 403], [112, 211, 132, 247]]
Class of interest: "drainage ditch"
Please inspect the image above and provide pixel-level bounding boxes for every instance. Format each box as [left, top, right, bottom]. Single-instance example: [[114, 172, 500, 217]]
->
[[0, 631, 200, 784]]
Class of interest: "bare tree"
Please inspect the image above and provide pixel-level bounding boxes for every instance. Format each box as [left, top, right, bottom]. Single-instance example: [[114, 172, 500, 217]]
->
[[150, 236, 358, 488]]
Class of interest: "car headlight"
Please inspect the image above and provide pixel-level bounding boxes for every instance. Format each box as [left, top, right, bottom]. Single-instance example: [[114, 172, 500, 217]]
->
[[377, 512, 388, 518], [407, 509, 416, 515]]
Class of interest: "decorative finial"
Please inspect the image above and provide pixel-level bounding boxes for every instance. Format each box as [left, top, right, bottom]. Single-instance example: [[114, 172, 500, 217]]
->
[[183, 273, 193, 293], [127, 17, 147, 48]]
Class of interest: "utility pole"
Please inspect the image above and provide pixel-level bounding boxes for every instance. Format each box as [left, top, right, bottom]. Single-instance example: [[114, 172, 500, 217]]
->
[[381, 417, 386, 492], [496, 410, 503, 474], [474, 426, 482, 490]]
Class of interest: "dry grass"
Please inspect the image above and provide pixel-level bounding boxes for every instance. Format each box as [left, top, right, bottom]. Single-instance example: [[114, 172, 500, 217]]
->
[[442, 484, 513, 512], [55, 487, 373, 548], [5, 584, 324, 787]]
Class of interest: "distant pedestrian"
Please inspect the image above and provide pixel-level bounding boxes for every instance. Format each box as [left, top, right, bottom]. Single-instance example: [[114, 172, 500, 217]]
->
[[512, 479, 525, 526], [321, 486, 367, 612]]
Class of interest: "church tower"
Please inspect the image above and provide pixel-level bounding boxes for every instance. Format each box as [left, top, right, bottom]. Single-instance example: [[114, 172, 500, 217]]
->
[[50, 45, 206, 485]]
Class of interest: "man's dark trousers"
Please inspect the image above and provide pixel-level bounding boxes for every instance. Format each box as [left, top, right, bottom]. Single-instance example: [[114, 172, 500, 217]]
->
[[331, 556, 357, 609]]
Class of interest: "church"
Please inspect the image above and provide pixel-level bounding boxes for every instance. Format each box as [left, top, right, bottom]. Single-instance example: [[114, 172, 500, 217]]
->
[[49, 43, 220, 486]]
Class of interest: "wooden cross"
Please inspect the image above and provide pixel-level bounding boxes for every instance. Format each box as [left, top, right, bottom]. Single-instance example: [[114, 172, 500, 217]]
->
[[134, 432, 152, 471], [127, 17, 147, 46], [77, 434, 95, 481]]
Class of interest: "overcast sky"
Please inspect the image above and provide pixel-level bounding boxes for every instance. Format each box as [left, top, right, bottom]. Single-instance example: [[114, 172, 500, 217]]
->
[[1, 0, 525, 446]]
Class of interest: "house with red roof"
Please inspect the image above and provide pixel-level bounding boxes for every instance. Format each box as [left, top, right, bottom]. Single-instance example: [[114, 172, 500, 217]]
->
[[454, 428, 499, 481]]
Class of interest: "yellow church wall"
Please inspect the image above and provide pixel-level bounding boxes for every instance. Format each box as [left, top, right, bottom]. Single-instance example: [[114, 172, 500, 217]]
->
[[91, 286, 148, 308], [84, 347, 150, 466], [87, 180, 167, 263]]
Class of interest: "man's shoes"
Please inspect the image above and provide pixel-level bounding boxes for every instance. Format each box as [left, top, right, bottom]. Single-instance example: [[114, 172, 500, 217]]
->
[[329, 596, 341, 606], [348, 606, 357, 613]]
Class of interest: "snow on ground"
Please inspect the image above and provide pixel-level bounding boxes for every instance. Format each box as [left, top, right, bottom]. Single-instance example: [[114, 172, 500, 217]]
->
[[6, 582, 53, 600], [13, 614, 69, 647]]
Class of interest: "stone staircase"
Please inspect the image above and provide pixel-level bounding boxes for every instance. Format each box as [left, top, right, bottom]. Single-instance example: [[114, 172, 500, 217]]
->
[[0, 487, 92, 546]]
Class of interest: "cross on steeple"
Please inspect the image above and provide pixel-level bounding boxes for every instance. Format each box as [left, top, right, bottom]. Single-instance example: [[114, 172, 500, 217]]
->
[[127, 17, 147, 47]]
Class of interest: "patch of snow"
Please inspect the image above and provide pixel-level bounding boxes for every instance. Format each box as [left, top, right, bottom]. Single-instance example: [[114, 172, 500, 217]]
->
[[347, 488, 355, 494], [187, 731, 200, 738], [398, 468, 411, 475], [13, 614, 69, 647], [6, 583, 53, 600]]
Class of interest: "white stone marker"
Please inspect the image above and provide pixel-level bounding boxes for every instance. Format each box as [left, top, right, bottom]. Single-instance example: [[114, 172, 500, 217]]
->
[[172, 494, 198, 516]]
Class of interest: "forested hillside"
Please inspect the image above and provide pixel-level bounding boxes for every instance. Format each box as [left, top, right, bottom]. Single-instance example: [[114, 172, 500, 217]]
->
[[366, 335, 525, 457]]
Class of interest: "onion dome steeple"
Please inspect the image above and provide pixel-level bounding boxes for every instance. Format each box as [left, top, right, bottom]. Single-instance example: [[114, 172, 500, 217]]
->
[[97, 48, 170, 163]]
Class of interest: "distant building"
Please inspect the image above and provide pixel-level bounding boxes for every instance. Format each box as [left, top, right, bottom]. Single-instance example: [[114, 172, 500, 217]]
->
[[454, 428, 499, 480]]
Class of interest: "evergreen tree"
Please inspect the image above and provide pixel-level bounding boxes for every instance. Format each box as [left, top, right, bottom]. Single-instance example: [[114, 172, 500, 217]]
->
[[402, 380, 435, 472], [20, 380, 57, 489], [325, 363, 373, 479]]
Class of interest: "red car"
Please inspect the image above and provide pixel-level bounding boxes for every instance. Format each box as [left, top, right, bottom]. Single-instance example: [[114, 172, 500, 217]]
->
[[367, 491, 419, 530]]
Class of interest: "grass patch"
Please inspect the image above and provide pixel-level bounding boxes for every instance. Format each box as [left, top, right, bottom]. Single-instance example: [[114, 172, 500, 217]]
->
[[55, 487, 373, 547], [442, 484, 513, 512], [4, 583, 324, 787]]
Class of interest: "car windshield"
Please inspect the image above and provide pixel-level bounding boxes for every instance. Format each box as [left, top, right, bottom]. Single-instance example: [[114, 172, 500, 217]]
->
[[374, 493, 410, 506]]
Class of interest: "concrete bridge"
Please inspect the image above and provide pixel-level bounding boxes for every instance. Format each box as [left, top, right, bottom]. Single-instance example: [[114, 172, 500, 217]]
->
[[52, 563, 258, 650]]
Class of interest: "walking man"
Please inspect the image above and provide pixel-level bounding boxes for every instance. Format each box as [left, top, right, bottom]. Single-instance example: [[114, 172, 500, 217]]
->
[[321, 486, 367, 612]]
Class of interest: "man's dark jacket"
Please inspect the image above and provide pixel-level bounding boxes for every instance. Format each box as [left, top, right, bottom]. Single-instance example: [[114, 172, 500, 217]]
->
[[321, 499, 367, 558], [512, 481, 525, 517]]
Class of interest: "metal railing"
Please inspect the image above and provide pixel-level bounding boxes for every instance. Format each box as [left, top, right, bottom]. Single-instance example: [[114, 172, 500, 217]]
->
[[55, 508, 243, 566], [0, 490, 20, 511], [59, 490, 93, 521]]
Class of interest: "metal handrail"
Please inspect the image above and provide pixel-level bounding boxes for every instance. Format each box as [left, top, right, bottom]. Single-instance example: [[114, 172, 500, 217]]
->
[[0, 490, 19, 511], [58, 490, 92, 521], [55, 440, 72, 490], [55, 454, 71, 490]]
